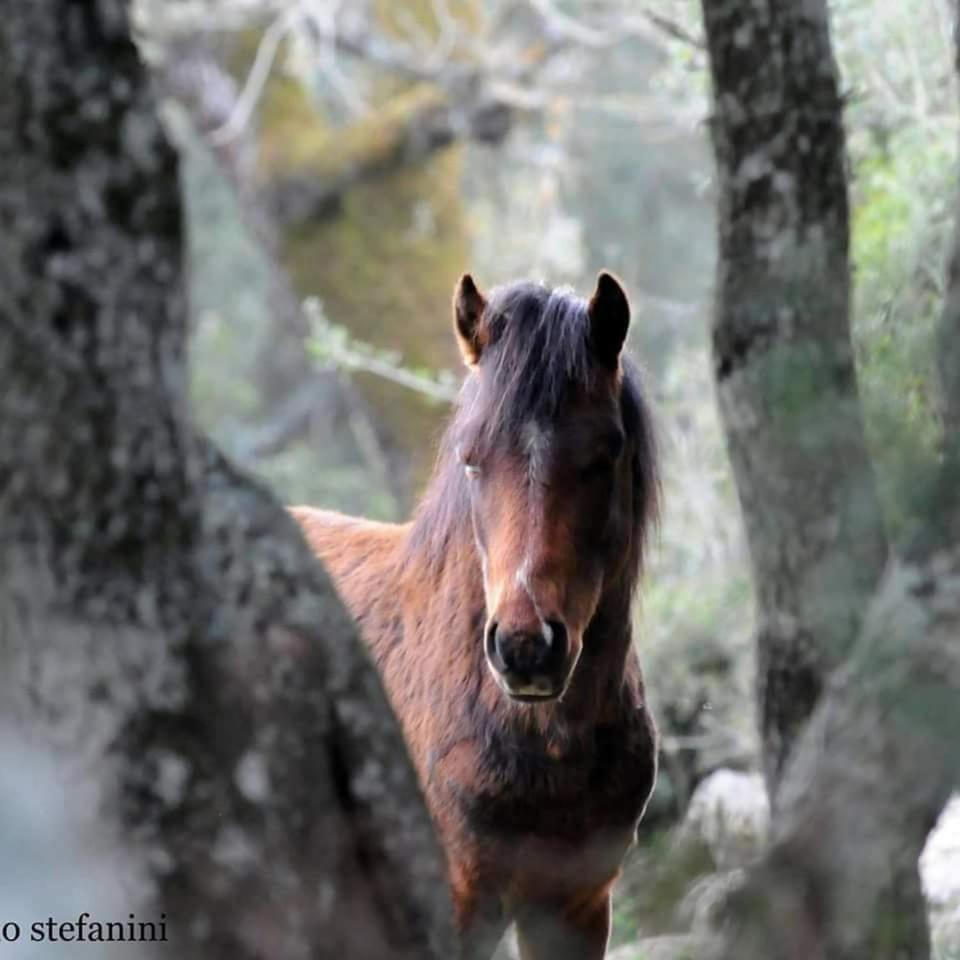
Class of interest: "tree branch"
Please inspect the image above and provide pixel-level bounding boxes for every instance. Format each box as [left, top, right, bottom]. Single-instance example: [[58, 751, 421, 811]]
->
[[209, 6, 301, 146], [265, 83, 511, 227], [635, 7, 705, 49]]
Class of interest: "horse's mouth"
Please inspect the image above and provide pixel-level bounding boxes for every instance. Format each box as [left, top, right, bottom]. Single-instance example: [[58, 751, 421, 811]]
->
[[485, 652, 574, 705], [506, 689, 562, 704], [493, 672, 569, 703]]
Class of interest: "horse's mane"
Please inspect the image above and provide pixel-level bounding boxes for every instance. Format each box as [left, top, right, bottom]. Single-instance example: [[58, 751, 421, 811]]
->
[[404, 281, 660, 579]]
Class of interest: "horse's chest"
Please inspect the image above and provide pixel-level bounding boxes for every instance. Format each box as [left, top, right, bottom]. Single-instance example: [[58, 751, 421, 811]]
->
[[437, 710, 656, 875], [444, 727, 652, 900]]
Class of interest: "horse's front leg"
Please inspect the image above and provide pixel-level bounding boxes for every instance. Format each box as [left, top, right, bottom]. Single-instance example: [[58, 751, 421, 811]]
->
[[513, 886, 613, 960], [450, 863, 507, 960]]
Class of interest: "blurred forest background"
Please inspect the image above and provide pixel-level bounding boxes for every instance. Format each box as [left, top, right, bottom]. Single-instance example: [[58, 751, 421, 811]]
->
[[4, 0, 959, 957], [132, 0, 960, 954]]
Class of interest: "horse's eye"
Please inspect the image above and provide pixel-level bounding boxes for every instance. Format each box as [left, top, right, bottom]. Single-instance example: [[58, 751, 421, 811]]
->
[[456, 443, 481, 478], [581, 457, 613, 480], [580, 431, 623, 480], [607, 430, 625, 460]]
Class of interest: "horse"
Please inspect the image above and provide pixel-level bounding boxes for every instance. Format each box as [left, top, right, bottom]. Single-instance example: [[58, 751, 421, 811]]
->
[[291, 271, 660, 959]]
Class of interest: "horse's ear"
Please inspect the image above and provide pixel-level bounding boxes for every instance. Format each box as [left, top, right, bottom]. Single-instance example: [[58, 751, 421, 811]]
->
[[453, 273, 487, 366], [588, 271, 630, 370]]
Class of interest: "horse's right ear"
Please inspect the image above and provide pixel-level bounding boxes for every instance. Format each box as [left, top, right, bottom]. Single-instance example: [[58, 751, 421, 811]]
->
[[453, 273, 487, 366], [588, 271, 630, 370]]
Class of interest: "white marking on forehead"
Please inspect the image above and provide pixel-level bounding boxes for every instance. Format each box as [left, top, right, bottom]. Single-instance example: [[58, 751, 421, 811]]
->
[[514, 558, 548, 625], [472, 529, 490, 602], [522, 420, 551, 482], [512, 422, 553, 625], [515, 560, 531, 592]]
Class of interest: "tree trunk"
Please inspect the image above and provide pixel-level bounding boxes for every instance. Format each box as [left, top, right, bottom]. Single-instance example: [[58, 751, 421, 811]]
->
[[701, 0, 888, 801], [700, 1, 960, 957], [715, 556, 960, 960], [0, 4, 451, 958]]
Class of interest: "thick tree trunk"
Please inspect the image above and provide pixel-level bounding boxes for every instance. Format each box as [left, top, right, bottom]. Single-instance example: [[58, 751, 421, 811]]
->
[[701, 0, 888, 800], [717, 555, 959, 960], [0, 4, 451, 958], [701, 2, 960, 958]]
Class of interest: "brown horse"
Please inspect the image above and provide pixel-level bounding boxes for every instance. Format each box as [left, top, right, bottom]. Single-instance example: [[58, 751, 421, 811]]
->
[[292, 272, 659, 959]]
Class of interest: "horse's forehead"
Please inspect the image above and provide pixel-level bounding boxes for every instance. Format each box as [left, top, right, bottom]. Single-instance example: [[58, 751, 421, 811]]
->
[[520, 420, 553, 478], [521, 420, 552, 455], [515, 392, 619, 455]]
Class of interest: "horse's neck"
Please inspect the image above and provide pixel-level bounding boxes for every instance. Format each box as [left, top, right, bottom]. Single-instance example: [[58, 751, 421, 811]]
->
[[404, 528, 486, 627]]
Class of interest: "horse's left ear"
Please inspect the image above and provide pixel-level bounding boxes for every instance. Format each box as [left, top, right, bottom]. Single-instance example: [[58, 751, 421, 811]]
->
[[453, 273, 488, 366], [588, 271, 630, 370]]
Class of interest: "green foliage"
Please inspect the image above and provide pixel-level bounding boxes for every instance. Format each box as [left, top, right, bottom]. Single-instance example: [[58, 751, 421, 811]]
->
[[612, 827, 707, 940], [850, 125, 955, 540]]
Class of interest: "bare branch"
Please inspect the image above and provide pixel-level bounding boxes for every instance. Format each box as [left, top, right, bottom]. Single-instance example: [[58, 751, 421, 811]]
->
[[209, 5, 300, 145], [526, 0, 704, 51], [265, 85, 511, 226], [303, 0, 371, 116], [526, 0, 613, 47], [308, 302, 461, 405], [632, 8, 704, 50]]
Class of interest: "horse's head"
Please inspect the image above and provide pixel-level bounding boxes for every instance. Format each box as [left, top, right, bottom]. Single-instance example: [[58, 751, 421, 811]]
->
[[449, 272, 657, 704]]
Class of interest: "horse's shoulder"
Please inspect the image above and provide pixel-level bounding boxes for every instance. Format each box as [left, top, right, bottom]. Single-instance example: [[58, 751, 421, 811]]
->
[[288, 505, 409, 592], [289, 505, 405, 551], [288, 504, 375, 533]]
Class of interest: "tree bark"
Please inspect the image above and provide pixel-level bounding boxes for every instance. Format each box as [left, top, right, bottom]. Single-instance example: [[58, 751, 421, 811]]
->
[[701, 0, 888, 799], [715, 555, 960, 960], [700, 2, 960, 957], [0, 4, 452, 958]]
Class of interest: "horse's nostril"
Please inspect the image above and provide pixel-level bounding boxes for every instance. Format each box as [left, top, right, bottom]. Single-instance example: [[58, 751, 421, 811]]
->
[[485, 620, 504, 666], [493, 622, 568, 680], [544, 619, 567, 655], [500, 632, 536, 676]]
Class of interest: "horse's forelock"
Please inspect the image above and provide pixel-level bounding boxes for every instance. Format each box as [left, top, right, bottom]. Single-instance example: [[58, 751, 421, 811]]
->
[[477, 283, 591, 446]]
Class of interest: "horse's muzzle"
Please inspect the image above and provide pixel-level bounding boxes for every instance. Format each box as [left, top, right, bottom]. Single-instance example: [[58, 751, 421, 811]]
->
[[484, 618, 570, 701]]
